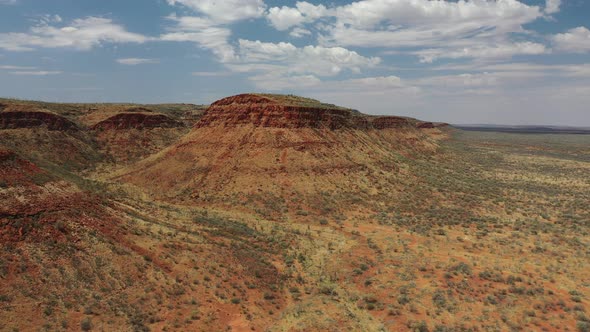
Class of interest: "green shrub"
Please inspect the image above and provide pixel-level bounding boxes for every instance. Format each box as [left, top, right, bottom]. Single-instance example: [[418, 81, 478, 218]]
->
[[81, 318, 92, 331]]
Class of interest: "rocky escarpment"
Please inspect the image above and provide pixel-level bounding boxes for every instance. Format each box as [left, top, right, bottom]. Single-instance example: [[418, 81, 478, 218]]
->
[[0, 110, 78, 131], [198, 94, 362, 129], [91, 112, 184, 130], [198, 94, 421, 130], [370, 116, 411, 129]]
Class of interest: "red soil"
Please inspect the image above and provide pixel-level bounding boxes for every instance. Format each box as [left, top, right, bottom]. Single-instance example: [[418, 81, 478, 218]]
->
[[0, 149, 51, 186]]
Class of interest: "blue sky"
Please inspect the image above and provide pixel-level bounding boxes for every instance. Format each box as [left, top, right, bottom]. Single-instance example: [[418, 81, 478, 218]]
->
[[0, 0, 589, 125]]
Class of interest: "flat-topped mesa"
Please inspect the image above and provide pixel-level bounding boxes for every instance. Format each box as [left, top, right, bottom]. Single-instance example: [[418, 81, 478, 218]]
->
[[0, 110, 78, 131], [91, 112, 183, 130], [198, 93, 370, 130]]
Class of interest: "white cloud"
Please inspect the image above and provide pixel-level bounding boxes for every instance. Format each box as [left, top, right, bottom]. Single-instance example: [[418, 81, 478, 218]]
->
[[116, 58, 159, 65], [0, 65, 36, 70], [235, 39, 380, 77], [267, 2, 328, 31], [0, 0, 17, 4], [331, 0, 540, 33], [166, 0, 265, 24], [37, 14, 63, 24], [552, 27, 590, 53], [268, 0, 542, 43], [10, 70, 62, 75], [220, 40, 381, 91], [160, 15, 236, 62], [290, 27, 311, 38], [545, 0, 561, 14], [0, 17, 148, 51], [266, 0, 545, 63], [267, 6, 305, 31], [242, 73, 412, 93], [416, 42, 548, 63], [162, 0, 270, 61], [432, 62, 590, 79]]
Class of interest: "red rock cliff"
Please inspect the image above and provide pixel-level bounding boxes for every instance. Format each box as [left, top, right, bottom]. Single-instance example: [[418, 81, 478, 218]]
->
[[197, 94, 415, 130], [199, 94, 358, 129]]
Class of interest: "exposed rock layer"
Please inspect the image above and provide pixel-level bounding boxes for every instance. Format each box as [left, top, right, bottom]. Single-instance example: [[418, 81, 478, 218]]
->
[[198, 94, 418, 130], [0, 111, 78, 131], [200, 95, 359, 129]]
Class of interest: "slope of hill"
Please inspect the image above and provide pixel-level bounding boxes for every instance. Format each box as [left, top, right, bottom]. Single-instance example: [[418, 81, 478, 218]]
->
[[120, 94, 448, 216]]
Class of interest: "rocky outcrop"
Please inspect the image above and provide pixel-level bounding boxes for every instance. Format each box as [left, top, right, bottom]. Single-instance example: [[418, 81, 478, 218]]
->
[[371, 116, 411, 129], [91, 112, 183, 130], [0, 111, 78, 131], [198, 94, 419, 131], [199, 94, 359, 129], [417, 122, 436, 129]]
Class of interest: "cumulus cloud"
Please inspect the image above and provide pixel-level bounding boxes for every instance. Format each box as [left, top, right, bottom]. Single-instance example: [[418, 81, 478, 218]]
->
[[329, 1, 540, 48], [266, 0, 546, 63], [551, 27, 590, 53], [160, 15, 236, 62], [116, 58, 159, 65], [166, 0, 265, 24], [162, 0, 270, 61], [267, 7, 305, 31], [267, 2, 328, 31], [220, 40, 381, 90], [235, 40, 380, 76], [0, 17, 148, 51], [545, 0, 561, 14]]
